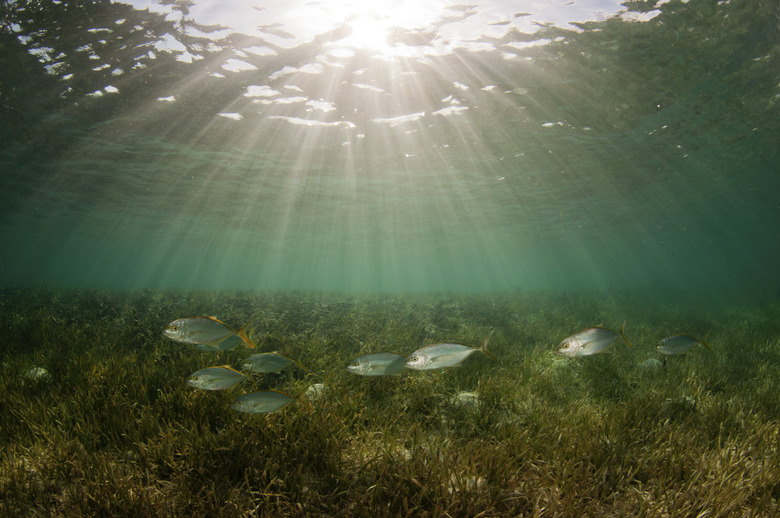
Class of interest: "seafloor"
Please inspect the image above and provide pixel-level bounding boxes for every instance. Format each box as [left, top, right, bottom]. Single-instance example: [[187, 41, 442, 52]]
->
[[0, 287, 778, 516]]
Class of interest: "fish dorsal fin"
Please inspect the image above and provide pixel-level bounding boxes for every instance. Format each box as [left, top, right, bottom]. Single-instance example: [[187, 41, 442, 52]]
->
[[218, 365, 247, 376]]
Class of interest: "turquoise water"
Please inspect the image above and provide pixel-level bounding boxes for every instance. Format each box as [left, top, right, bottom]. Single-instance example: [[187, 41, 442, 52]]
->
[[1, 0, 778, 295]]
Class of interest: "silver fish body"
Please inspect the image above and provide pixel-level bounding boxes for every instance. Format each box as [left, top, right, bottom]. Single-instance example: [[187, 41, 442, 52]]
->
[[243, 352, 297, 373], [405, 332, 495, 371], [231, 390, 299, 414], [186, 365, 248, 390], [193, 334, 245, 352], [164, 316, 255, 349], [656, 334, 711, 355], [555, 322, 631, 357], [347, 352, 407, 376]]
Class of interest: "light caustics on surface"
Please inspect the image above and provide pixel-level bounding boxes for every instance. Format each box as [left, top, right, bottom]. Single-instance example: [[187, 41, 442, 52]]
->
[[111, 0, 625, 292], [3, 0, 776, 294]]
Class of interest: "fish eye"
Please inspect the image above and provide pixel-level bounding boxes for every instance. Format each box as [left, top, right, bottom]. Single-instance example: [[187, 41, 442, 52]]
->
[[170, 325, 178, 331], [351, 361, 359, 367], [410, 356, 418, 362], [561, 343, 569, 349]]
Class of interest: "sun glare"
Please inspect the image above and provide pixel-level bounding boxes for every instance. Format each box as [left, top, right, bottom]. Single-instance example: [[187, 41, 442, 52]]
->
[[323, 0, 440, 54], [342, 13, 391, 51]]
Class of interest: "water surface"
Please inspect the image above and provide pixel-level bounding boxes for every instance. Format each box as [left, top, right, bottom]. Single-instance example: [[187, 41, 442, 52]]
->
[[0, 0, 778, 294]]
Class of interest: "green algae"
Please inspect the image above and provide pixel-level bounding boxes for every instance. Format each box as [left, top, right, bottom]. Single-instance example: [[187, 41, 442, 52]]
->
[[0, 287, 778, 516]]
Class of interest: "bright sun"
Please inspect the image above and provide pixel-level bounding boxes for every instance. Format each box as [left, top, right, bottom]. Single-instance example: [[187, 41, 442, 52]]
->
[[322, 0, 439, 54], [342, 13, 392, 51]]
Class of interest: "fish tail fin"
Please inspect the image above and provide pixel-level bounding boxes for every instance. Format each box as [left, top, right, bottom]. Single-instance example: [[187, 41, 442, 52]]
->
[[294, 385, 312, 408], [700, 331, 713, 352], [294, 358, 311, 372], [620, 320, 632, 348], [238, 324, 256, 349], [295, 386, 314, 410], [480, 329, 497, 360]]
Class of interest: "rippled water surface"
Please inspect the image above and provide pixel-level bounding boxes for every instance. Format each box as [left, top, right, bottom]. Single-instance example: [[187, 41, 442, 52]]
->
[[1, 0, 778, 293]]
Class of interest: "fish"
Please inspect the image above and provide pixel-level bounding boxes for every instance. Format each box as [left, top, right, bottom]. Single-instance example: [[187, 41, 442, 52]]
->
[[192, 334, 245, 352], [656, 334, 712, 355], [186, 365, 248, 390], [555, 322, 632, 357], [230, 389, 303, 414], [163, 316, 256, 349], [405, 331, 495, 371], [346, 352, 407, 376], [242, 352, 308, 373]]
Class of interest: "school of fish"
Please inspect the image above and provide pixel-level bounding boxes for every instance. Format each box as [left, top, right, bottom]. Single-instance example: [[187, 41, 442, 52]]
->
[[163, 316, 712, 414]]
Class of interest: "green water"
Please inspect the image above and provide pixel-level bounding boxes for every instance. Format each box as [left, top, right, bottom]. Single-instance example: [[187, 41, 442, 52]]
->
[[1, 0, 778, 294], [3, 4, 779, 514]]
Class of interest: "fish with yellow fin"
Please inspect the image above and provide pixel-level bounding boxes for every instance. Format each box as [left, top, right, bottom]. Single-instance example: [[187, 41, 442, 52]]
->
[[656, 333, 712, 355], [242, 352, 309, 373], [405, 331, 495, 370], [164, 316, 256, 350], [186, 365, 248, 390], [555, 322, 632, 357], [347, 352, 407, 376], [231, 389, 307, 414]]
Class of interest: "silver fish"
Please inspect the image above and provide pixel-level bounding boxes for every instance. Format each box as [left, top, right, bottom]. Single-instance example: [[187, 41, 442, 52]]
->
[[242, 352, 308, 373], [656, 334, 712, 355], [555, 322, 632, 357], [163, 316, 256, 349], [193, 334, 245, 352], [230, 390, 301, 414], [347, 352, 407, 376], [405, 332, 495, 371], [186, 365, 248, 390]]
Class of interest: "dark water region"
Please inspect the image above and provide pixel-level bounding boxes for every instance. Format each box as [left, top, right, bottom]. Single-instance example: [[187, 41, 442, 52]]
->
[[1, 0, 779, 294], [0, 287, 779, 515]]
